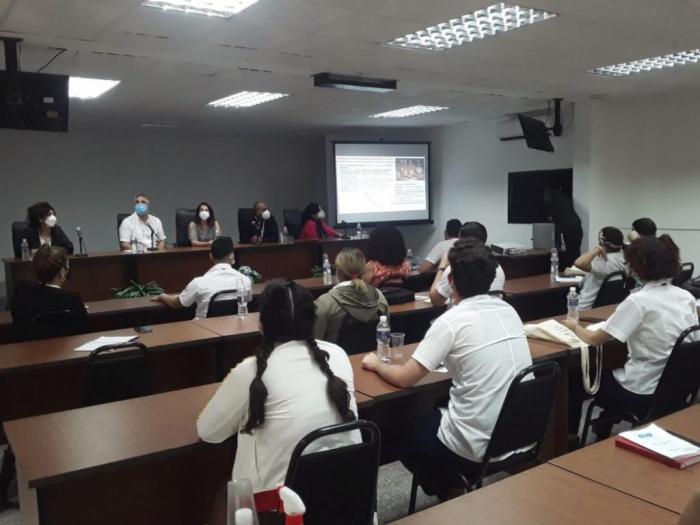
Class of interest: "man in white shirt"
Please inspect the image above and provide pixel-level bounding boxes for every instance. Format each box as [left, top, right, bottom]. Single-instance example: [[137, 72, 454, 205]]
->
[[119, 194, 166, 251], [362, 239, 532, 498], [430, 221, 505, 306], [152, 236, 251, 319], [418, 218, 461, 274], [575, 227, 627, 310]]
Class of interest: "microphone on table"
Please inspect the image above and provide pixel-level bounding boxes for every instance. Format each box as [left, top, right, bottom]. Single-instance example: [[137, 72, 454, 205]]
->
[[75, 227, 88, 257], [145, 223, 159, 251]]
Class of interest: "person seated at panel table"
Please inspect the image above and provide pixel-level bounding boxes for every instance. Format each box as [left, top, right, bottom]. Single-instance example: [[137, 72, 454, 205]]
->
[[118, 194, 166, 251], [574, 227, 628, 311], [361, 240, 532, 500], [11, 245, 88, 341], [151, 236, 250, 319], [240, 201, 279, 244], [418, 218, 461, 274], [627, 217, 657, 243], [363, 225, 411, 288], [298, 202, 340, 240], [314, 247, 389, 343], [563, 235, 698, 444], [13, 201, 74, 258], [197, 279, 359, 501], [189, 202, 222, 247], [429, 222, 505, 307]]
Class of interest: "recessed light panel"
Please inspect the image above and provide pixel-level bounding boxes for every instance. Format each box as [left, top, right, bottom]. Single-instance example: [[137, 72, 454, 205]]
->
[[142, 0, 259, 18], [370, 105, 448, 118], [69, 77, 120, 99], [589, 49, 700, 77], [208, 91, 289, 108]]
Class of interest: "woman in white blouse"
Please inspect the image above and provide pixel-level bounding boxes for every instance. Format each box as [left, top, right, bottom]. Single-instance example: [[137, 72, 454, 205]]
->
[[563, 235, 698, 442], [197, 279, 358, 494]]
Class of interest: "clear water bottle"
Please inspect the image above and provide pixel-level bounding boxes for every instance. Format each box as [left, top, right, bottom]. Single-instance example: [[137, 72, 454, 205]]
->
[[407, 248, 415, 269], [567, 287, 579, 323], [237, 279, 250, 319], [376, 315, 391, 363], [322, 253, 332, 285], [550, 247, 559, 283], [130, 235, 138, 254], [20, 238, 31, 261], [356, 223, 362, 240], [282, 226, 290, 244]]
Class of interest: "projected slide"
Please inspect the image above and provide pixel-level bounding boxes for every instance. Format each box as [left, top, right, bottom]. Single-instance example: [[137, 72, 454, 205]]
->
[[334, 142, 430, 224]]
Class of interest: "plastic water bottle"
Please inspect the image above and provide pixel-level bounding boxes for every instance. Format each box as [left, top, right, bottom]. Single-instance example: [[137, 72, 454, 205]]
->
[[322, 253, 332, 285], [407, 248, 415, 269], [20, 238, 31, 261], [237, 279, 249, 319], [550, 247, 559, 283], [567, 287, 579, 322], [130, 235, 137, 254], [282, 226, 290, 244], [356, 223, 362, 240], [376, 315, 391, 363]]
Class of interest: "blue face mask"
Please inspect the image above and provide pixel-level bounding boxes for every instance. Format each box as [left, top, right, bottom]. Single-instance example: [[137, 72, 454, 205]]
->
[[135, 203, 148, 216]]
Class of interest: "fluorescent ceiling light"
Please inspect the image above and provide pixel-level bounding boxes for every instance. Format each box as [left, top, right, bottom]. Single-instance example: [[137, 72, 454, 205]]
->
[[370, 105, 448, 118], [589, 49, 700, 77], [387, 2, 557, 51], [141, 0, 259, 18], [208, 91, 289, 108], [69, 77, 120, 99]]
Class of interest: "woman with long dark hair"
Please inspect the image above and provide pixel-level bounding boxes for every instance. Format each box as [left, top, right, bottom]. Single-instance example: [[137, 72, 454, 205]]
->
[[188, 202, 222, 247], [197, 279, 357, 491], [298, 202, 340, 240], [364, 224, 411, 287], [14, 201, 73, 258]]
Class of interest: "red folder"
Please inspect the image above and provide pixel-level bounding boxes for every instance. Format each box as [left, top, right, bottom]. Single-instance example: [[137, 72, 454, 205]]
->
[[615, 435, 700, 470]]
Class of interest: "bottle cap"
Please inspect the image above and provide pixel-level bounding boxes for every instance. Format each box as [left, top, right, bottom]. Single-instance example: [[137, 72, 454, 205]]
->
[[380, 315, 387, 322], [570, 287, 576, 293]]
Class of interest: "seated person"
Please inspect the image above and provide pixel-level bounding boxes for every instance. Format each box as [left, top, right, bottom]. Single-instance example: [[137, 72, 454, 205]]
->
[[430, 222, 505, 306], [563, 235, 698, 442], [574, 227, 627, 311], [11, 245, 88, 341], [364, 225, 411, 288], [189, 202, 222, 247], [362, 240, 532, 499], [118, 193, 166, 251], [152, 236, 250, 319], [298, 202, 340, 240], [418, 218, 461, 274], [314, 247, 389, 343], [197, 279, 358, 496], [239, 201, 279, 244], [14, 201, 73, 258], [627, 217, 657, 243]]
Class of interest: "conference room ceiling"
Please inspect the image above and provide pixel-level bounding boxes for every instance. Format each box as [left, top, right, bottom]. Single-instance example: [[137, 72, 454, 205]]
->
[[2, 0, 700, 135]]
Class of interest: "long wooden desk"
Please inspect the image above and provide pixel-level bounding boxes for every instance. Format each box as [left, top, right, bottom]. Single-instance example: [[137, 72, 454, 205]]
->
[[503, 273, 577, 321], [495, 249, 549, 280]]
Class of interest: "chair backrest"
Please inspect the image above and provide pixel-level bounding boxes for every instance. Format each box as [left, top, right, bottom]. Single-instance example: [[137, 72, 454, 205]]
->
[[206, 288, 239, 318], [337, 315, 379, 355], [117, 213, 130, 240], [284, 420, 381, 525], [283, 209, 303, 238], [237, 208, 255, 242], [82, 342, 152, 406], [11, 221, 29, 258], [592, 270, 629, 308], [481, 361, 560, 468], [672, 262, 695, 287], [645, 325, 700, 421], [175, 208, 196, 247], [27, 309, 84, 340]]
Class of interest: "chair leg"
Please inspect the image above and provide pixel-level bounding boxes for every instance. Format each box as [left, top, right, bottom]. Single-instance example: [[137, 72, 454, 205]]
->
[[580, 401, 597, 445], [408, 474, 418, 515]]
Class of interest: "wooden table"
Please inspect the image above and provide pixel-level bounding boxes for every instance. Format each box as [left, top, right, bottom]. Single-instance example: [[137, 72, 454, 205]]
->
[[503, 274, 577, 321], [495, 250, 550, 280], [550, 404, 700, 514], [387, 463, 679, 524]]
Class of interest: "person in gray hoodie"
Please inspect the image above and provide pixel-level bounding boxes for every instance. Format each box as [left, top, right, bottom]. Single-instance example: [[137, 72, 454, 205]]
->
[[314, 247, 389, 343]]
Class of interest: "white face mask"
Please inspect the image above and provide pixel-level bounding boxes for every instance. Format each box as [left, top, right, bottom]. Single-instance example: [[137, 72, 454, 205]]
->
[[199, 210, 210, 221], [317, 210, 326, 220], [44, 215, 57, 228], [261, 209, 271, 221]]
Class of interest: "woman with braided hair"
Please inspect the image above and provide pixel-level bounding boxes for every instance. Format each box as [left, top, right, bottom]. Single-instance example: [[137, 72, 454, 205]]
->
[[197, 279, 358, 492]]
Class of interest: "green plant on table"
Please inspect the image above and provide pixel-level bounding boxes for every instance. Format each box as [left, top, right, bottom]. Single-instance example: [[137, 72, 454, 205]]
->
[[238, 266, 263, 284], [311, 264, 336, 278], [111, 280, 165, 299]]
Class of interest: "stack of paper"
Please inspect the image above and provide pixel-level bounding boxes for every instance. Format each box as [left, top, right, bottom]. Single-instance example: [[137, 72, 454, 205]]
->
[[75, 335, 138, 352], [555, 275, 584, 284], [616, 423, 700, 469]]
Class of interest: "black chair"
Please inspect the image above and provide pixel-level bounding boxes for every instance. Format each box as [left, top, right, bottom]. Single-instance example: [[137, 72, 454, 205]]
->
[[237, 208, 255, 243], [206, 288, 239, 318], [580, 325, 700, 444], [27, 310, 84, 340], [175, 208, 196, 247], [283, 209, 303, 239], [592, 270, 629, 308], [673, 262, 695, 287], [82, 342, 152, 406], [284, 420, 381, 525], [11, 221, 29, 258], [337, 315, 379, 355], [408, 360, 561, 514]]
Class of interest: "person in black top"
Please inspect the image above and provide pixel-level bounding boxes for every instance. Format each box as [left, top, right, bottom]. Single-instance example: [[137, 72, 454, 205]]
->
[[11, 245, 88, 341], [240, 201, 279, 244], [545, 189, 583, 270], [14, 202, 74, 258]]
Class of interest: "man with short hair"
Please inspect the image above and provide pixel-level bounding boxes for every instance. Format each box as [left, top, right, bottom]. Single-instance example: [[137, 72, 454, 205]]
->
[[362, 239, 532, 499], [628, 217, 657, 242], [419, 218, 462, 274], [152, 236, 251, 319], [119, 194, 166, 251], [240, 201, 279, 244]]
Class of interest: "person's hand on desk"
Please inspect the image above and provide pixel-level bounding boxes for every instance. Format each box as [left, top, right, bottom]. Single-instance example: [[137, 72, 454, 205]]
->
[[361, 353, 430, 388], [361, 352, 381, 372], [561, 318, 578, 331]]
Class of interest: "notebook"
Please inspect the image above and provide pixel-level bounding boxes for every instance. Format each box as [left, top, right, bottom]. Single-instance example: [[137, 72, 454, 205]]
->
[[615, 423, 700, 469]]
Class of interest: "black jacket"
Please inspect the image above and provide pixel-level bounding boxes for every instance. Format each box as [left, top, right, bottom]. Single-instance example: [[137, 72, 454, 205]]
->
[[239, 214, 279, 244], [13, 225, 74, 258]]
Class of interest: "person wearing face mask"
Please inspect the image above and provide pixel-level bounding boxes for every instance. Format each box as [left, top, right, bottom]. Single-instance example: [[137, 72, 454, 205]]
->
[[240, 201, 279, 244], [119, 194, 166, 251], [10, 245, 89, 341], [298, 202, 340, 241], [14, 202, 74, 258], [188, 202, 222, 247]]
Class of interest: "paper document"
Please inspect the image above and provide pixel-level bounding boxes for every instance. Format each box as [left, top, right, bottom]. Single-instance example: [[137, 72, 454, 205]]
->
[[619, 424, 700, 459], [555, 275, 584, 284], [415, 294, 429, 302], [75, 335, 138, 352]]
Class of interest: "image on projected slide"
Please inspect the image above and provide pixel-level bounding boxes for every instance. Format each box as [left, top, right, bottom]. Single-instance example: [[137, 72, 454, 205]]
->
[[395, 157, 425, 181]]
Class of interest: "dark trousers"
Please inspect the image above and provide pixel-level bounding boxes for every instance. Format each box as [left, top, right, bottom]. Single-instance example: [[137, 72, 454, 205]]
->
[[568, 369, 653, 438]]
